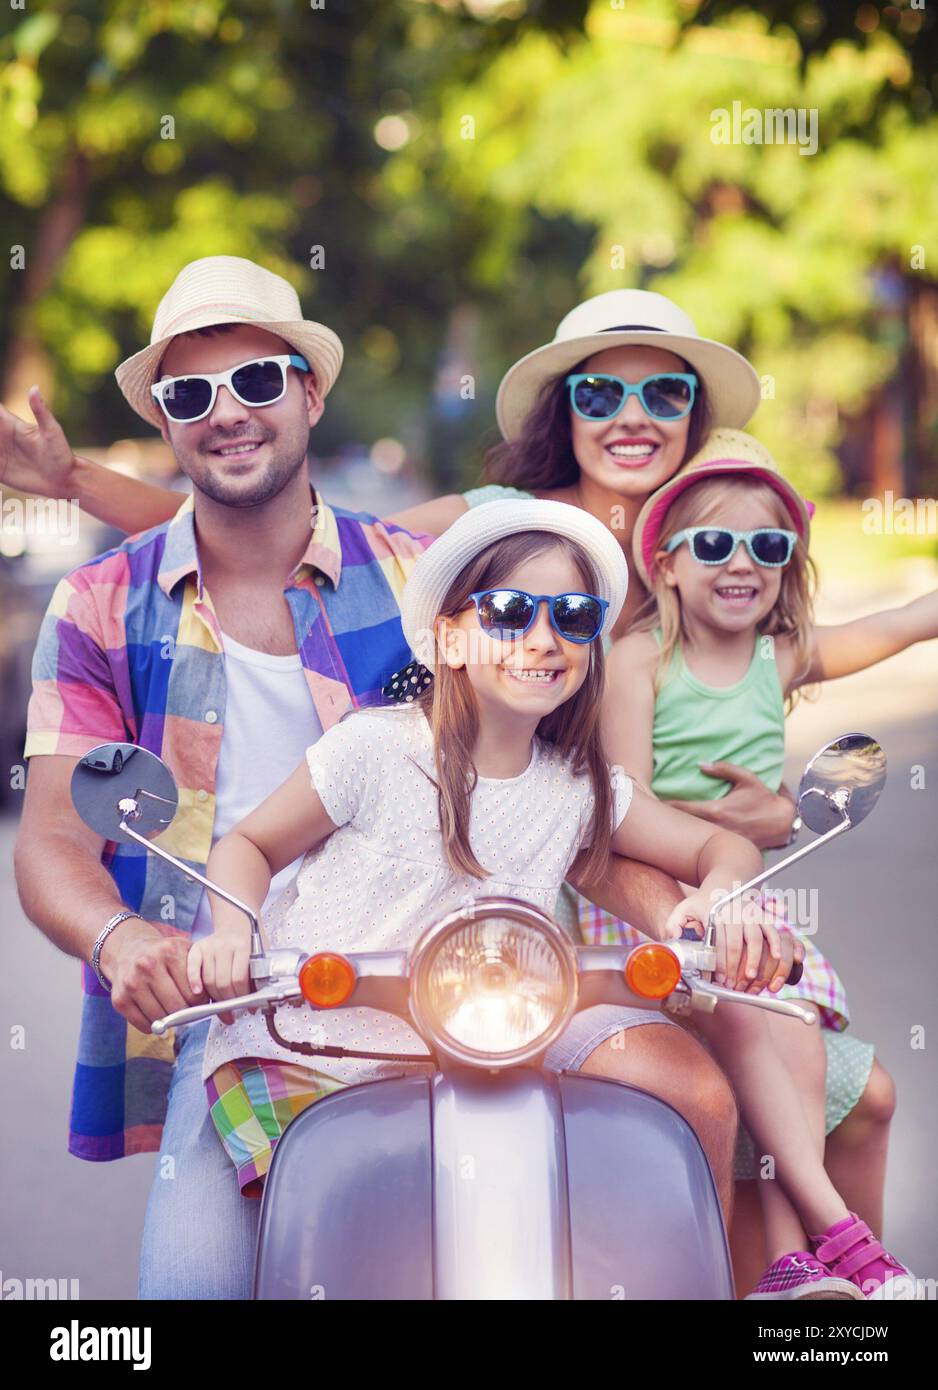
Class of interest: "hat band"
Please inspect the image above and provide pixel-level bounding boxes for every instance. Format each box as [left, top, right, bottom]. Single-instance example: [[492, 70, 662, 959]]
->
[[600, 324, 666, 332]]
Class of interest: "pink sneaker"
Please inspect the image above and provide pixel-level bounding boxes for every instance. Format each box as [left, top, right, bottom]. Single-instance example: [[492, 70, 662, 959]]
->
[[745, 1251, 862, 1300], [811, 1213, 924, 1300]]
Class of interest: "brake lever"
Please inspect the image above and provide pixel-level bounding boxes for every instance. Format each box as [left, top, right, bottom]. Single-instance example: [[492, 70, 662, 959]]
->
[[151, 979, 303, 1035], [691, 978, 817, 1025]]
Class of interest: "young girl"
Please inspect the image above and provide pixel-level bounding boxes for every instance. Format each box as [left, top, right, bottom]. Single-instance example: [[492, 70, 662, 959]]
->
[[604, 428, 938, 1300], [186, 499, 775, 1209]]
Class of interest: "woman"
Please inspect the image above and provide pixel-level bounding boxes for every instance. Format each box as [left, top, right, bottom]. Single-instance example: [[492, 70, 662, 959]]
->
[[0, 288, 896, 1295]]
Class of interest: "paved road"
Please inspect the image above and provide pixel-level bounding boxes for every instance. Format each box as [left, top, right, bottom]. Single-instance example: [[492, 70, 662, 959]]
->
[[2, 640, 935, 1298]]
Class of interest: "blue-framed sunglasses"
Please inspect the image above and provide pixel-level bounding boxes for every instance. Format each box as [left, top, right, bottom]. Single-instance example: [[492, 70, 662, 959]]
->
[[467, 589, 609, 644], [150, 353, 310, 422], [566, 371, 697, 422], [665, 526, 798, 568]]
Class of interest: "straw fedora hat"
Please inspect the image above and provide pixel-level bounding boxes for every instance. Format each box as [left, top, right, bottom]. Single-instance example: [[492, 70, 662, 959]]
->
[[400, 499, 629, 671], [115, 255, 344, 430], [495, 289, 760, 442], [632, 428, 813, 588]]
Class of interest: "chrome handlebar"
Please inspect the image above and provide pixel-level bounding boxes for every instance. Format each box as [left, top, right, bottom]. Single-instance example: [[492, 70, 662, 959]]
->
[[150, 935, 816, 1036]]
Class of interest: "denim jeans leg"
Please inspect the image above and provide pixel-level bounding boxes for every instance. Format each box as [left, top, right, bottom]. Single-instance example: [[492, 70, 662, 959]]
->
[[138, 1020, 260, 1299]]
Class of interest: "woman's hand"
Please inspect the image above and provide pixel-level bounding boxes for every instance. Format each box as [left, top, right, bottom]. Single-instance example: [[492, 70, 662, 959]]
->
[[0, 386, 79, 499], [667, 763, 796, 850], [187, 930, 252, 1026]]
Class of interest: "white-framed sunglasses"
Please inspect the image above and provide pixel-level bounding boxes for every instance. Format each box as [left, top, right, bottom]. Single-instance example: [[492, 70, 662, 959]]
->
[[150, 353, 310, 423]]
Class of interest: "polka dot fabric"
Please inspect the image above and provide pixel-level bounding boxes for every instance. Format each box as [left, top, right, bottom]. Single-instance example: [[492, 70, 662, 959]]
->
[[203, 704, 633, 1088]]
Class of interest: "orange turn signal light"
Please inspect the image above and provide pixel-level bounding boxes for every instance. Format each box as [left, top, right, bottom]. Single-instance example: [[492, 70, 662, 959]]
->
[[299, 952, 357, 1008], [624, 943, 681, 1000]]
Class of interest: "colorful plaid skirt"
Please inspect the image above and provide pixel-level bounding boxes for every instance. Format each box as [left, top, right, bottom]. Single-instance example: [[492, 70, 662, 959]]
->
[[569, 890, 874, 1180], [206, 1057, 347, 1198]]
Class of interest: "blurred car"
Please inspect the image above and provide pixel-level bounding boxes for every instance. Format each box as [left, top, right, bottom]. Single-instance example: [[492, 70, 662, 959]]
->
[[79, 745, 137, 775]]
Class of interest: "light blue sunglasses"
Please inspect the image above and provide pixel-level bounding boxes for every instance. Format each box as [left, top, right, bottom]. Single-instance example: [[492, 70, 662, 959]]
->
[[665, 526, 798, 568], [566, 371, 697, 422]]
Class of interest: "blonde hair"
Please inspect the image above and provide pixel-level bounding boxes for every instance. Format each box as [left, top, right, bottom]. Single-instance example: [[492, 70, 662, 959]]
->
[[413, 531, 614, 883], [631, 474, 818, 711]]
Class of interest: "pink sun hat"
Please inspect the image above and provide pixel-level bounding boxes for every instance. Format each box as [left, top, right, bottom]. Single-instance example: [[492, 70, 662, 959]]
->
[[632, 428, 815, 588]]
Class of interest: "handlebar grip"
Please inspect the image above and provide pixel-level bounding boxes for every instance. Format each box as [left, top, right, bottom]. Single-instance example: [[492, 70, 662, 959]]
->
[[786, 958, 804, 986]]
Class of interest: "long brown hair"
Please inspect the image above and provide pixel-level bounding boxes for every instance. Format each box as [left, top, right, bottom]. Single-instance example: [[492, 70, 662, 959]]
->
[[482, 353, 712, 491], [631, 474, 818, 710], [414, 532, 614, 883]]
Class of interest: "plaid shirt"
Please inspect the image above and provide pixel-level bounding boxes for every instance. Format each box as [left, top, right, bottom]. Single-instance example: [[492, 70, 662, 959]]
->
[[24, 489, 432, 1161]]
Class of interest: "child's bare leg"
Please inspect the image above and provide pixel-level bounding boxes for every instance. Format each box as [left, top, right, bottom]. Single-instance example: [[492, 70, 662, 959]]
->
[[695, 1004, 847, 1238], [729, 1005, 828, 1287], [823, 1059, 895, 1239]]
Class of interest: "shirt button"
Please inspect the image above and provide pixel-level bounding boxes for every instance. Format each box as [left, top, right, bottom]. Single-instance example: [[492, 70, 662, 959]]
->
[[197, 789, 208, 802], [314, 575, 325, 587], [205, 710, 218, 723]]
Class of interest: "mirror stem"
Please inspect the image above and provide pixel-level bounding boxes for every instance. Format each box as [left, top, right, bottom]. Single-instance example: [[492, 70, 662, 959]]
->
[[705, 813, 852, 947], [118, 815, 267, 958]]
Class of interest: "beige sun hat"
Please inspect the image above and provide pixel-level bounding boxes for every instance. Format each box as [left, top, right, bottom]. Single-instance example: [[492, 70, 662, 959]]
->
[[495, 288, 761, 441], [114, 255, 344, 430], [400, 499, 629, 671], [632, 428, 814, 588]]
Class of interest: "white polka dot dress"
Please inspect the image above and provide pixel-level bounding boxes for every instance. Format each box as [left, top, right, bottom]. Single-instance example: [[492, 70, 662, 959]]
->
[[202, 704, 632, 1087]]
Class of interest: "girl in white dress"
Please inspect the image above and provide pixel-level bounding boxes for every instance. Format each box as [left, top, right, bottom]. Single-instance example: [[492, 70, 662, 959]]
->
[[189, 500, 774, 1200]]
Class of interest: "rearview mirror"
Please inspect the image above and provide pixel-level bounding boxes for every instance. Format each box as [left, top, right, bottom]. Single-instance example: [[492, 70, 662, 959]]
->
[[796, 733, 886, 835], [71, 742, 179, 842]]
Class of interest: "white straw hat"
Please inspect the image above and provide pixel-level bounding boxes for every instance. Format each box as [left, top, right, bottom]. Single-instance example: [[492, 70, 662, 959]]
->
[[495, 288, 760, 441], [115, 255, 344, 429], [400, 500, 629, 671]]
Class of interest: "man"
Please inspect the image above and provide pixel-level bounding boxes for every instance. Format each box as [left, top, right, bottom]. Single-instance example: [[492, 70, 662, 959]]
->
[[14, 254, 745, 1299]]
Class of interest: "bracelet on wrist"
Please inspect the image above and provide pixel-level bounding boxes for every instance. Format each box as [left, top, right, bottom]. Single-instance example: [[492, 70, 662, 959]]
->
[[91, 910, 145, 991]]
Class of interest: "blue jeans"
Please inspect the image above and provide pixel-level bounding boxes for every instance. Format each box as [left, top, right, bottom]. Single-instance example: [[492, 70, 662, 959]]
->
[[138, 1020, 259, 1299]]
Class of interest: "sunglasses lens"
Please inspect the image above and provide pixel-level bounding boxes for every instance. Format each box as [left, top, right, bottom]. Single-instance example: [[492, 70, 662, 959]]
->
[[477, 590, 535, 636], [231, 360, 286, 404], [161, 377, 212, 420], [692, 529, 735, 563], [751, 530, 792, 565], [641, 375, 693, 419], [552, 594, 603, 641], [571, 376, 625, 419]]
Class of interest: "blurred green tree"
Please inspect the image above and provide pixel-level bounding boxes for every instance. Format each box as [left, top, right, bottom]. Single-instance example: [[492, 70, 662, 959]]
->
[[1, 0, 935, 494]]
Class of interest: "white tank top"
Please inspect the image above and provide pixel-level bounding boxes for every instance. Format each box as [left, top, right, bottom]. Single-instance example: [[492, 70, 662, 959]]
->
[[190, 629, 323, 940]]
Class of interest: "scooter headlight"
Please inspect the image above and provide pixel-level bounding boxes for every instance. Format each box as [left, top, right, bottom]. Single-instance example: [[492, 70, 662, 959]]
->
[[409, 898, 578, 1067]]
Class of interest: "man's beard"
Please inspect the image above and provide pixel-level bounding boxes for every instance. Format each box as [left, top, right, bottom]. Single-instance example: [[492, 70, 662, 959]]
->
[[183, 444, 307, 509]]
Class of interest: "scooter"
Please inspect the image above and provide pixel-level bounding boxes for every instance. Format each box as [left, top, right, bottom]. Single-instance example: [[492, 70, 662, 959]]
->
[[70, 731, 886, 1300]]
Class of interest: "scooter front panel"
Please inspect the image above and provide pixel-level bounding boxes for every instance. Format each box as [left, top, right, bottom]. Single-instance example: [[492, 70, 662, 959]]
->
[[253, 1075, 433, 1300], [559, 1073, 734, 1300], [431, 1069, 570, 1300]]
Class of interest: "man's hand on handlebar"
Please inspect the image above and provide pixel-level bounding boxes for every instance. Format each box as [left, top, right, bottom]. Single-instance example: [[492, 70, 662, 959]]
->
[[666, 889, 804, 994], [98, 918, 200, 1034], [745, 922, 805, 996]]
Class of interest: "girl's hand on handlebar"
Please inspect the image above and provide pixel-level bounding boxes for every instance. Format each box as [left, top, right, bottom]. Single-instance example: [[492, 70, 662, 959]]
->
[[746, 927, 805, 995], [187, 932, 252, 1025], [659, 898, 705, 942], [708, 889, 784, 991]]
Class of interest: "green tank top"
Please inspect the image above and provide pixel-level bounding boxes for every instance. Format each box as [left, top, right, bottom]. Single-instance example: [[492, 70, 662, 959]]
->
[[650, 629, 785, 802]]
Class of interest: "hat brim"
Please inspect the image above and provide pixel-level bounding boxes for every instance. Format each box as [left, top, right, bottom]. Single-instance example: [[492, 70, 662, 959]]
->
[[400, 499, 629, 671], [632, 459, 811, 589], [114, 315, 344, 430], [495, 330, 761, 441]]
